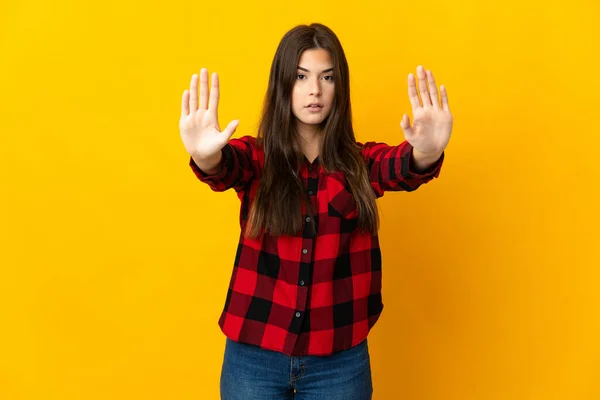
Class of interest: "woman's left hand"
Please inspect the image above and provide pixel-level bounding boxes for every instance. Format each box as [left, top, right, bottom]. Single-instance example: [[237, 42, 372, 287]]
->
[[400, 65, 453, 156]]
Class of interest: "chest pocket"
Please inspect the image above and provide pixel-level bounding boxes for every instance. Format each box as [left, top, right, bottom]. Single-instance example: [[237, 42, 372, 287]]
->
[[326, 171, 359, 220]]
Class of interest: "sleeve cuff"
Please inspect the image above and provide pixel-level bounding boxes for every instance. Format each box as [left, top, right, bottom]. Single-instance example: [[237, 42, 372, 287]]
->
[[406, 146, 444, 178], [189, 151, 228, 181]]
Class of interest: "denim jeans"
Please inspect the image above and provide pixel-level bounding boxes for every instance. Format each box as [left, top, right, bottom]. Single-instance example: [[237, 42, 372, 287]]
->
[[220, 337, 373, 400]]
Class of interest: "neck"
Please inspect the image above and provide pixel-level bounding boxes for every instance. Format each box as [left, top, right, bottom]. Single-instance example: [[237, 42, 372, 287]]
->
[[296, 123, 322, 162], [297, 120, 322, 149], [298, 134, 321, 157]]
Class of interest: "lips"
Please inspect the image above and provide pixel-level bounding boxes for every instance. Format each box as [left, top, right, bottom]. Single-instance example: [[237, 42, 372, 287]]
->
[[306, 103, 323, 108]]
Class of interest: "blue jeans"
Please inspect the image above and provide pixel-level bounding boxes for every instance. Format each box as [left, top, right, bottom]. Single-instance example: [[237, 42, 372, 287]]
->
[[220, 337, 373, 400]]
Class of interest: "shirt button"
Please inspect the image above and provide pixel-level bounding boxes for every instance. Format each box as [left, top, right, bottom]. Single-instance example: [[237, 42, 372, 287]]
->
[[305, 217, 311, 222], [299, 280, 304, 286], [295, 312, 301, 318], [308, 191, 313, 195], [302, 249, 308, 254]]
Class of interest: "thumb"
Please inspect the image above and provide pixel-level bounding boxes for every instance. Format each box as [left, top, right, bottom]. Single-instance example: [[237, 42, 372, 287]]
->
[[222, 119, 240, 141], [400, 114, 413, 138]]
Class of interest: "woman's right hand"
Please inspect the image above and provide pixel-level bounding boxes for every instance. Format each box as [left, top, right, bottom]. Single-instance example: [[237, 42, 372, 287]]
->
[[179, 68, 239, 160]]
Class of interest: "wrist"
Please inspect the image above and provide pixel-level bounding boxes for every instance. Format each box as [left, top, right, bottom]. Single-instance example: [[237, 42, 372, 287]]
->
[[411, 148, 442, 172], [191, 150, 223, 173]]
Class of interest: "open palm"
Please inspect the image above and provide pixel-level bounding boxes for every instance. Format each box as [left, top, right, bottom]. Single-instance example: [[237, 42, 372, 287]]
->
[[400, 65, 453, 155], [179, 68, 239, 160]]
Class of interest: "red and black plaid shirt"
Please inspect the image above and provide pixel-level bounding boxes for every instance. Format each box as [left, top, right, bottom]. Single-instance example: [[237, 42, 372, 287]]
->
[[189, 135, 444, 356]]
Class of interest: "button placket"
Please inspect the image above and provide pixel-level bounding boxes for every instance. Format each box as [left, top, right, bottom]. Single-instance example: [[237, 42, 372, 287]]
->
[[298, 161, 316, 326]]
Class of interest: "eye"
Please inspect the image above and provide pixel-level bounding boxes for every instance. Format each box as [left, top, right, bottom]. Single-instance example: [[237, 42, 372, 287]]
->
[[296, 74, 334, 82]]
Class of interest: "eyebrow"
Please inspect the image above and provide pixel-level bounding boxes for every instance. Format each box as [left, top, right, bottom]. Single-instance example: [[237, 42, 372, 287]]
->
[[297, 66, 334, 73]]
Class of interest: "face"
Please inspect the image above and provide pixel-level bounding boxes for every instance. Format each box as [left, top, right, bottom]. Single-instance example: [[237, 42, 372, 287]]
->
[[291, 48, 335, 132]]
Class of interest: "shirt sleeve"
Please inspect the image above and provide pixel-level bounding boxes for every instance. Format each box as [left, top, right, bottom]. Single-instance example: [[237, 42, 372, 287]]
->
[[359, 140, 444, 197], [189, 135, 258, 192]]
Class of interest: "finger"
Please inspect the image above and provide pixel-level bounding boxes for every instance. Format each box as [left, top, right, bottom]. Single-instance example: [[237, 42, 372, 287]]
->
[[199, 68, 209, 110], [209, 72, 220, 115], [189, 73, 198, 112], [440, 85, 450, 112], [181, 89, 189, 118], [417, 65, 432, 108], [222, 119, 240, 140], [407, 73, 420, 112], [400, 114, 413, 139], [426, 70, 440, 110]]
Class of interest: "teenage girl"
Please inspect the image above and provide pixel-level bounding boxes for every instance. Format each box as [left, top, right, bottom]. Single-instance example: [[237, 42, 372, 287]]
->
[[179, 23, 453, 400]]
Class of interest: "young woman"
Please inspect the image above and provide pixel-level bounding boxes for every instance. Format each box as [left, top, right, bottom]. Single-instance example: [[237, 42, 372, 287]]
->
[[179, 23, 453, 400]]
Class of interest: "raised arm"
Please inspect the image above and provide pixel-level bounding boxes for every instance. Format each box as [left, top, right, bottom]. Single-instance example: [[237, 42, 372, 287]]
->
[[180, 68, 257, 192], [359, 65, 453, 197]]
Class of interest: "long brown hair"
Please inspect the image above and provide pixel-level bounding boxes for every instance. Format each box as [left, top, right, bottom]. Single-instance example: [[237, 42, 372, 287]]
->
[[244, 23, 379, 239]]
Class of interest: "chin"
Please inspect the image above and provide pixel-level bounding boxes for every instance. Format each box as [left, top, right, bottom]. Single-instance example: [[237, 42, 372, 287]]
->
[[303, 119, 326, 127]]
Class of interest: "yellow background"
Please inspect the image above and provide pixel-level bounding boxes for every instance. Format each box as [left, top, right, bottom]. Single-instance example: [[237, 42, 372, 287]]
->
[[1, 0, 599, 399]]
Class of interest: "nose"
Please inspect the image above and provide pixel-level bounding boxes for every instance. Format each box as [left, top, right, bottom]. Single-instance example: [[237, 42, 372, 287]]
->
[[310, 78, 322, 96]]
